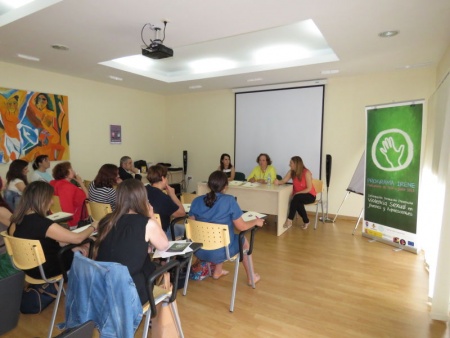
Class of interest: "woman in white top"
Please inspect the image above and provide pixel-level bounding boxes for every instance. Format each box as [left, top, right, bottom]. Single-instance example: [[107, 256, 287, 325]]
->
[[31, 155, 53, 182], [218, 153, 235, 181], [4, 159, 29, 211]]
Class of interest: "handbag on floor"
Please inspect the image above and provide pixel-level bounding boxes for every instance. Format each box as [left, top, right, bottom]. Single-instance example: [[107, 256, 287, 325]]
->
[[20, 283, 58, 314], [152, 272, 179, 338]]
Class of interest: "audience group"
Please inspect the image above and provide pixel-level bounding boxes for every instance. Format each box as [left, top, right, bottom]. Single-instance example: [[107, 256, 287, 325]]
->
[[0, 152, 315, 309]]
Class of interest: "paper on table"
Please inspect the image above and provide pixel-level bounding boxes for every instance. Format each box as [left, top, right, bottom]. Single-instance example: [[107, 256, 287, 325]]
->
[[153, 240, 193, 258], [242, 211, 267, 221], [183, 203, 191, 212], [47, 212, 73, 220], [241, 182, 260, 188], [229, 180, 244, 186], [71, 224, 97, 235]]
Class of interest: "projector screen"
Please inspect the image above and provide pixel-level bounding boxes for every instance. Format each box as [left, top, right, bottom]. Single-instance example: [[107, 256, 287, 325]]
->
[[235, 85, 324, 180]]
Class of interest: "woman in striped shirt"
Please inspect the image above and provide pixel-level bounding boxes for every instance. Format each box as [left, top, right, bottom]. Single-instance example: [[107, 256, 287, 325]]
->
[[88, 164, 121, 210]]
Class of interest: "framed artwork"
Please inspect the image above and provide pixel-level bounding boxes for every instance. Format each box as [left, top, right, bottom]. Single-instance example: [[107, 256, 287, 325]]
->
[[110, 124, 121, 144], [0, 87, 70, 163]]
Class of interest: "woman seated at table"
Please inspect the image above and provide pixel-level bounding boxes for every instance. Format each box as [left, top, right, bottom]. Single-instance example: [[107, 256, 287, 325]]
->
[[4, 159, 29, 211], [275, 156, 316, 229], [30, 155, 53, 182], [247, 153, 277, 184], [8, 181, 96, 279], [93, 179, 169, 305], [218, 153, 235, 181], [189, 171, 264, 283], [145, 164, 186, 240], [50, 162, 89, 229], [89, 164, 121, 211], [0, 176, 12, 254]]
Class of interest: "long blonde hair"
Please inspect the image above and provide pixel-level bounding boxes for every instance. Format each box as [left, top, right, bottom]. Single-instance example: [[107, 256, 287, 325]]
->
[[93, 179, 149, 258], [290, 156, 306, 180]]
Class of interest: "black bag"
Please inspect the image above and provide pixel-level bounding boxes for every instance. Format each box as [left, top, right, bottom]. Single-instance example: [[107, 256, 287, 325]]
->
[[20, 283, 58, 314]]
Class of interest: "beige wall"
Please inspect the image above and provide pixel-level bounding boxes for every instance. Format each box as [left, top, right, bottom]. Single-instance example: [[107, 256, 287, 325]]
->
[[0, 61, 437, 218], [0, 61, 167, 181]]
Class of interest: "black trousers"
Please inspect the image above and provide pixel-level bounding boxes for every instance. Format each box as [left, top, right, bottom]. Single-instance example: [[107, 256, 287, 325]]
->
[[288, 193, 315, 223]]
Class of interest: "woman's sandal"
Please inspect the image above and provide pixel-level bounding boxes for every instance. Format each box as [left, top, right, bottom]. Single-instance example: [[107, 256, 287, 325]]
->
[[301, 223, 310, 230], [212, 270, 230, 280], [283, 219, 292, 229]]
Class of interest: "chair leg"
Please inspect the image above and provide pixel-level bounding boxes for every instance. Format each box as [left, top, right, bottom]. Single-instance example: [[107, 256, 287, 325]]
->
[[183, 255, 193, 296], [170, 302, 184, 338], [142, 308, 152, 338], [314, 204, 319, 230], [246, 252, 255, 289], [47, 278, 64, 338], [230, 257, 240, 312]]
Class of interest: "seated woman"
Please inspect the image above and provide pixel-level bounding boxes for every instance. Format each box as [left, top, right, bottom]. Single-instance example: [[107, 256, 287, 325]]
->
[[89, 164, 121, 211], [30, 155, 53, 182], [218, 153, 235, 181], [4, 159, 29, 211], [7, 181, 96, 279], [189, 171, 264, 283], [0, 176, 12, 254], [247, 153, 277, 184], [118, 156, 142, 181], [50, 162, 89, 229], [93, 179, 169, 305], [145, 164, 186, 240], [275, 156, 316, 229]]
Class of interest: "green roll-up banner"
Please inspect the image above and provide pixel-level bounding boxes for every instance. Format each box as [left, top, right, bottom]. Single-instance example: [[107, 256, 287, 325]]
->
[[364, 101, 423, 253]]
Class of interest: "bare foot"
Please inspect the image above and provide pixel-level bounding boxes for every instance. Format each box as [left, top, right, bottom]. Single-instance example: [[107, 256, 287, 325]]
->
[[248, 273, 261, 286], [301, 223, 310, 230], [212, 270, 230, 280]]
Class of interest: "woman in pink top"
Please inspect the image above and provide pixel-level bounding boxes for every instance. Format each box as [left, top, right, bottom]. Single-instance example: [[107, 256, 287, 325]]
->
[[275, 156, 316, 229]]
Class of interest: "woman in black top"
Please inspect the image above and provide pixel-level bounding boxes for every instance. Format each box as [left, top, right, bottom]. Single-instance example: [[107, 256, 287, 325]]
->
[[8, 181, 96, 279], [93, 179, 169, 304]]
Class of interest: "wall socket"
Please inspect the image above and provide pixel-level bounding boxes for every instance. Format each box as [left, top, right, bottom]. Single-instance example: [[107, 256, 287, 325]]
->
[[187, 175, 193, 180]]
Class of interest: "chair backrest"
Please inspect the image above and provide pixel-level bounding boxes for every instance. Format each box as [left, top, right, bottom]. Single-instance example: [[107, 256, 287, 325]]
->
[[312, 179, 323, 200], [85, 201, 112, 222], [153, 213, 162, 227], [185, 219, 230, 251], [50, 195, 63, 214], [1, 231, 46, 271], [234, 172, 246, 181], [83, 180, 92, 190], [276, 175, 282, 180], [180, 193, 197, 204]]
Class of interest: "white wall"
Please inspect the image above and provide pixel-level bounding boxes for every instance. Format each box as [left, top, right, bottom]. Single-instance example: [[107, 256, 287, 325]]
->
[[0, 61, 167, 181]]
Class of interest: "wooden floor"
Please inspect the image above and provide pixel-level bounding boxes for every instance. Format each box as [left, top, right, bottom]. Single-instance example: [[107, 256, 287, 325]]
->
[[4, 217, 449, 337]]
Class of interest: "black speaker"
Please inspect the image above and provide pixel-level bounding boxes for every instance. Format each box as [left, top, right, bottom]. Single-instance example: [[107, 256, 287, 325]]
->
[[325, 154, 332, 188], [183, 150, 188, 175]]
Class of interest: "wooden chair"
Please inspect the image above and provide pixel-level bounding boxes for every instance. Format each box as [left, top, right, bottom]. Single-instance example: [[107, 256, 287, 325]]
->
[[1, 231, 65, 338], [180, 193, 197, 204], [85, 201, 112, 222], [185, 219, 258, 312], [310, 179, 325, 230]]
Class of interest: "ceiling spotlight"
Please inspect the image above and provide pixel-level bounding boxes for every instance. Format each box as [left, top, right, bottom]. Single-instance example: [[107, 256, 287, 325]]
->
[[321, 69, 339, 75], [51, 44, 69, 51], [109, 75, 123, 81], [378, 30, 399, 38]]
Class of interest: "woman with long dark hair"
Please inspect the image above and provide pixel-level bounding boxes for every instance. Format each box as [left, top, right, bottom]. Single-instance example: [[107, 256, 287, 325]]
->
[[4, 159, 29, 210], [189, 170, 264, 283], [218, 153, 235, 181], [7, 181, 95, 278], [275, 156, 316, 229], [93, 179, 169, 305], [0, 176, 13, 254], [88, 164, 121, 210]]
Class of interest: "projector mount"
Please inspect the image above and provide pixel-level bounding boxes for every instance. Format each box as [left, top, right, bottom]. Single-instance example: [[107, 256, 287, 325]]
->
[[141, 21, 168, 49]]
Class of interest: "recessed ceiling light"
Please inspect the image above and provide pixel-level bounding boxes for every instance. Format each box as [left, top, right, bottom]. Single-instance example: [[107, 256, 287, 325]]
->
[[2, 0, 34, 9], [247, 78, 263, 82], [378, 30, 399, 38], [321, 69, 339, 75], [254, 45, 312, 65], [17, 53, 40, 61], [188, 85, 202, 89], [109, 75, 123, 81], [51, 44, 69, 51], [189, 58, 236, 74]]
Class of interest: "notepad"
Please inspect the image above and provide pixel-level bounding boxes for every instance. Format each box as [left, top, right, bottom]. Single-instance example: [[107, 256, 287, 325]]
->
[[183, 203, 191, 212], [241, 182, 260, 188], [153, 240, 193, 258], [166, 242, 191, 253], [242, 211, 267, 221], [229, 180, 244, 186], [71, 224, 97, 236], [46, 212, 73, 221]]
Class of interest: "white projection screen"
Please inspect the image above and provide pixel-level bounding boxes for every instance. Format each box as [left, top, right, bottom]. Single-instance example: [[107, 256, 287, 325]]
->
[[235, 85, 324, 180]]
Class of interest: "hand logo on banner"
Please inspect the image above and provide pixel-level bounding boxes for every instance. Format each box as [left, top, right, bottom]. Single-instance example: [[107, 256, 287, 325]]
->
[[371, 128, 414, 171]]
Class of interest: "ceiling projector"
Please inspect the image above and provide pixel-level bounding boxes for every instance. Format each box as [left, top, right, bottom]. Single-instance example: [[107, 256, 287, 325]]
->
[[142, 42, 173, 59]]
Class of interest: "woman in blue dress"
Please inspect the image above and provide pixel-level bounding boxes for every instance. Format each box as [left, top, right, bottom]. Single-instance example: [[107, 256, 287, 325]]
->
[[189, 171, 264, 284]]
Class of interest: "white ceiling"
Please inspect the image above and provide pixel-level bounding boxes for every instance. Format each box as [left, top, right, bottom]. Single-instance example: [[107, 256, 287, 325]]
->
[[0, 0, 449, 95]]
